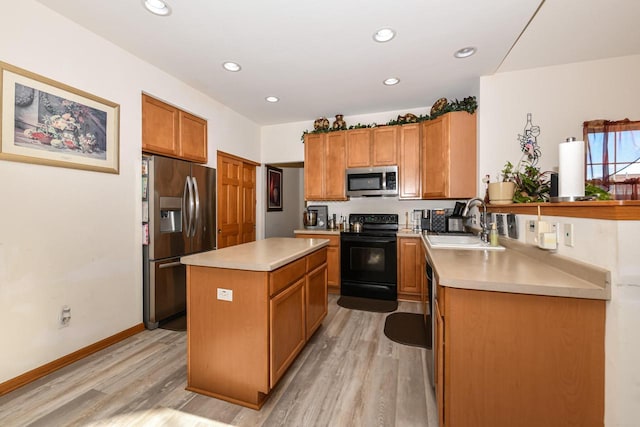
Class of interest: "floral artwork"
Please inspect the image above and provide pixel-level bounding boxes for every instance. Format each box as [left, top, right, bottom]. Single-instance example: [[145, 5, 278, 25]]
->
[[15, 84, 106, 158], [1, 61, 119, 173]]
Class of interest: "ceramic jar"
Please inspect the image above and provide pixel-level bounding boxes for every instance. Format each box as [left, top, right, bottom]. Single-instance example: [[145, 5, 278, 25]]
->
[[313, 117, 330, 131], [332, 114, 346, 130]]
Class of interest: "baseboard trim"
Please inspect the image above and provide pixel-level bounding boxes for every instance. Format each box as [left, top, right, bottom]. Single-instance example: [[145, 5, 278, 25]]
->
[[0, 323, 145, 396]]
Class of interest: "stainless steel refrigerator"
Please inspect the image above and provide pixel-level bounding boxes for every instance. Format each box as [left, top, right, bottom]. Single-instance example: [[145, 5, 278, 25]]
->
[[143, 154, 216, 329]]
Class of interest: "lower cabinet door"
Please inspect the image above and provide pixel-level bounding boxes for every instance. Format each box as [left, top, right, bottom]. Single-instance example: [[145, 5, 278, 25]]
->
[[306, 263, 328, 337], [269, 278, 306, 387]]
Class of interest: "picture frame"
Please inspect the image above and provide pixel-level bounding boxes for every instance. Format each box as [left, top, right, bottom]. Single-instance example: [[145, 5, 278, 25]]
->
[[0, 61, 120, 174], [267, 165, 283, 211]]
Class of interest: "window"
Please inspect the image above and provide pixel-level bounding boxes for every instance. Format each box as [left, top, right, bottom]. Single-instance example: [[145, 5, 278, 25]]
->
[[583, 119, 640, 200]]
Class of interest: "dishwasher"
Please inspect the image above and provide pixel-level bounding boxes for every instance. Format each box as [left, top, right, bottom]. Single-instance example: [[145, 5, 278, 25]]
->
[[425, 259, 436, 388]]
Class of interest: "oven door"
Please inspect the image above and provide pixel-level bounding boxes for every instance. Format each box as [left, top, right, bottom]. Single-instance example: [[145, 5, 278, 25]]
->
[[340, 234, 397, 300]]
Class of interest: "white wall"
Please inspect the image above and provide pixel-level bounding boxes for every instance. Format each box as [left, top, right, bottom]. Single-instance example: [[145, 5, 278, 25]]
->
[[480, 55, 640, 426], [0, 1, 260, 383], [478, 54, 640, 193]]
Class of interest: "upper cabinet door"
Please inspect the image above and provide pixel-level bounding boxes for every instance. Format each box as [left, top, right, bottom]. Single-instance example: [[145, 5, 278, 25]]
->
[[422, 112, 477, 199], [346, 129, 372, 168], [179, 111, 207, 163], [304, 133, 325, 201], [324, 131, 347, 200], [372, 126, 398, 166], [142, 94, 179, 157], [142, 94, 208, 164], [398, 123, 422, 199]]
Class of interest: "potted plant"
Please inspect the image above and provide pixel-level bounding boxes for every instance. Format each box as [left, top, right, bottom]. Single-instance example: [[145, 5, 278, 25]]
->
[[489, 159, 552, 204], [512, 163, 551, 203], [488, 162, 517, 205]]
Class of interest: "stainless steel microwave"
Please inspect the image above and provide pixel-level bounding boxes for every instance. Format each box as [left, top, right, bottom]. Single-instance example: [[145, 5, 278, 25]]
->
[[345, 166, 398, 197]]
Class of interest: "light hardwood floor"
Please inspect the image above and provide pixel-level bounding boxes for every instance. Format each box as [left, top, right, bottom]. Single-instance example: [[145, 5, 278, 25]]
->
[[0, 295, 436, 426]]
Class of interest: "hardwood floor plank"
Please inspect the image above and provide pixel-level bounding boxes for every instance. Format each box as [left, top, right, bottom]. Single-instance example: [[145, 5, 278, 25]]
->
[[0, 296, 434, 427], [26, 389, 107, 427]]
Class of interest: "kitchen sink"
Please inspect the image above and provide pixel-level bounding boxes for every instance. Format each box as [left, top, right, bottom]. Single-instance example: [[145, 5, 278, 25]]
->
[[425, 234, 505, 251]]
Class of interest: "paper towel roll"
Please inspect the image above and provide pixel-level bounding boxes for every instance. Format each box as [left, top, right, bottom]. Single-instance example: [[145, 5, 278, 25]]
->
[[558, 139, 585, 198]]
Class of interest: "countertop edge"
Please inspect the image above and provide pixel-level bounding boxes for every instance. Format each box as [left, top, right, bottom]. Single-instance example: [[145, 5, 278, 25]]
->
[[181, 238, 329, 271], [422, 234, 611, 300]]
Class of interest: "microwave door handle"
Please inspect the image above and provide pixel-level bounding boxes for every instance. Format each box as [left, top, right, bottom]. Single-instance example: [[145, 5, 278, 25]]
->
[[192, 176, 200, 236]]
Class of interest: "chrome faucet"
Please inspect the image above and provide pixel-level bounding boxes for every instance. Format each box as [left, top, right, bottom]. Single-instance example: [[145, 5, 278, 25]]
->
[[462, 197, 488, 242]]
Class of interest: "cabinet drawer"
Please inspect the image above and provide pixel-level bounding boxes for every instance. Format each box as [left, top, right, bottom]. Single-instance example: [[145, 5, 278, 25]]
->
[[306, 248, 327, 272], [270, 258, 306, 297]]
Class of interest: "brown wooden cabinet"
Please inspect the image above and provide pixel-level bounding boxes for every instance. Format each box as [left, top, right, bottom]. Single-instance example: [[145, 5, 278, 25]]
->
[[346, 128, 373, 168], [397, 237, 423, 301], [398, 123, 422, 199], [296, 233, 340, 293], [305, 249, 328, 337], [422, 111, 476, 199], [372, 126, 398, 166], [270, 277, 306, 386], [304, 132, 347, 201], [345, 126, 397, 168], [187, 246, 328, 409], [434, 285, 605, 427], [142, 94, 207, 163]]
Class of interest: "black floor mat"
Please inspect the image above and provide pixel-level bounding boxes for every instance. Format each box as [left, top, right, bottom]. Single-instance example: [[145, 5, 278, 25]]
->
[[384, 312, 431, 349], [337, 296, 398, 313]]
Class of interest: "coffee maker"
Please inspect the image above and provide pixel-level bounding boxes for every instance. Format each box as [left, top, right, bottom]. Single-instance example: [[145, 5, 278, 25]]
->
[[305, 205, 328, 229]]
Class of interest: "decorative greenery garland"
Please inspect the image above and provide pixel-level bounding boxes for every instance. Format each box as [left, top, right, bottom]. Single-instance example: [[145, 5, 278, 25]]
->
[[301, 96, 477, 141]]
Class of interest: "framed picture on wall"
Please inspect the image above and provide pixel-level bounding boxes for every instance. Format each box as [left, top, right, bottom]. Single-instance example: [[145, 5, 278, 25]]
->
[[0, 61, 120, 174], [267, 165, 283, 211]]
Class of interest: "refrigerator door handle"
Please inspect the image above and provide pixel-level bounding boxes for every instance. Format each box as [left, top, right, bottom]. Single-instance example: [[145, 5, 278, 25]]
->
[[188, 176, 196, 237], [158, 261, 183, 269], [183, 177, 192, 237], [192, 176, 200, 237]]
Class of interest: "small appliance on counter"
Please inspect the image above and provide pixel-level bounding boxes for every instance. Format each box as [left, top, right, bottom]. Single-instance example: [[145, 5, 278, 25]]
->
[[422, 209, 449, 233], [446, 201, 466, 232], [304, 205, 328, 229], [412, 209, 425, 232]]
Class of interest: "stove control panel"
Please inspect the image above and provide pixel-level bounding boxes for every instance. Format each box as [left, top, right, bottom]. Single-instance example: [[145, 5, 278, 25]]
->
[[349, 213, 399, 225]]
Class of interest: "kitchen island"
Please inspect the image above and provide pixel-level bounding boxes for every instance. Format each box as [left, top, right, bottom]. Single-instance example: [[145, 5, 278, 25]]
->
[[180, 237, 329, 409], [421, 235, 609, 427]]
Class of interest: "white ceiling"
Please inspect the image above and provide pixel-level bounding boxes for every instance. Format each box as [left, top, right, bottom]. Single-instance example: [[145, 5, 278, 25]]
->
[[36, 0, 640, 126]]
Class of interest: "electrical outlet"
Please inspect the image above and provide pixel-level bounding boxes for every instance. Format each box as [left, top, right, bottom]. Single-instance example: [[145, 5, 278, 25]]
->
[[526, 220, 537, 245], [217, 288, 233, 302], [564, 223, 575, 247], [60, 306, 71, 328]]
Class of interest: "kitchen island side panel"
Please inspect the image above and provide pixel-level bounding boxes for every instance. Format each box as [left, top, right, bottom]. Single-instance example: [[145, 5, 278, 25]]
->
[[187, 266, 269, 407]]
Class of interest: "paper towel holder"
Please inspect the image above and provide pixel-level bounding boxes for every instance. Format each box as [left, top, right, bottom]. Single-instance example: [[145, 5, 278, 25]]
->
[[550, 136, 591, 203]]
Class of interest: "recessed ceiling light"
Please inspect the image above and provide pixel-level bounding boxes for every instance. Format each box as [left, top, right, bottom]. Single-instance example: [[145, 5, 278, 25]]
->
[[143, 0, 171, 16], [222, 61, 242, 72], [383, 77, 400, 86], [265, 96, 279, 103], [454, 47, 477, 59], [373, 28, 396, 43]]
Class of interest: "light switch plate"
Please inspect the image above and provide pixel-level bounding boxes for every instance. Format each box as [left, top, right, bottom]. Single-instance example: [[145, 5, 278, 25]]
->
[[217, 288, 233, 302], [564, 223, 575, 247]]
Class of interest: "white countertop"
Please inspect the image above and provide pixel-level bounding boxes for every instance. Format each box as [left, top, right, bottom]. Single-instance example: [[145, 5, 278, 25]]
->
[[181, 237, 329, 271], [422, 234, 610, 300]]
